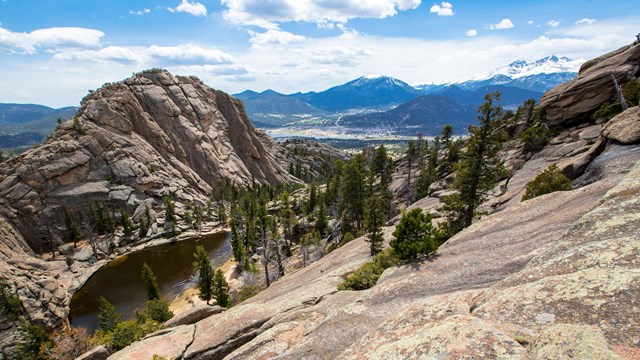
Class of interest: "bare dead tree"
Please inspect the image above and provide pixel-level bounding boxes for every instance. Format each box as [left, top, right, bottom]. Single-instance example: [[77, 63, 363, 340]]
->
[[611, 73, 629, 111]]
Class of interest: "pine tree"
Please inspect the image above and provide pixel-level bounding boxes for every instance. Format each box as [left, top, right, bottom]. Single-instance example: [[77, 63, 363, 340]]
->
[[141, 263, 161, 301], [308, 182, 317, 214], [406, 140, 418, 194], [340, 154, 369, 233], [364, 196, 386, 256], [257, 200, 271, 287], [119, 208, 133, 236], [371, 145, 393, 189], [212, 269, 231, 308], [217, 203, 227, 224], [441, 92, 508, 238], [193, 246, 213, 304], [391, 208, 436, 260], [97, 296, 121, 332], [315, 197, 328, 236]]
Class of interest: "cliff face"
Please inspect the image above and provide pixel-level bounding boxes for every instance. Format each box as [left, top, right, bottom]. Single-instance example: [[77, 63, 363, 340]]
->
[[540, 43, 640, 126], [0, 70, 295, 252]]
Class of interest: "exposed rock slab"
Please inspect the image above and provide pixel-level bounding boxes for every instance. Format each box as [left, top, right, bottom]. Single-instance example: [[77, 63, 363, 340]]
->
[[76, 345, 110, 360], [540, 43, 640, 126], [107, 325, 195, 360], [164, 304, 224, 328], [602, 106, 640, 144]]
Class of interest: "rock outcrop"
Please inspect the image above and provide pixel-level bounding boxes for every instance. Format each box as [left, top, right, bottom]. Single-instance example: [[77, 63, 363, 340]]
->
[[109, 137, 640, 358], [0, 69, 295, 252], [602, 106, 640, 144], [540, 43, 640, 126]]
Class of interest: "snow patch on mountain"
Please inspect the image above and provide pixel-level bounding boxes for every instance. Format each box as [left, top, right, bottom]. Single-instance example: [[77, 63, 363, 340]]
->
[[473, 55, 584, 80]]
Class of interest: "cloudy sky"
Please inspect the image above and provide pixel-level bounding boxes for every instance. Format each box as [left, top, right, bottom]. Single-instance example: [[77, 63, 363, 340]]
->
[[0, 0, 638, 107]]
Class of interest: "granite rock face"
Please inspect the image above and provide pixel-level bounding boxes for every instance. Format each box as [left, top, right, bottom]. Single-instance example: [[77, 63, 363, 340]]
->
[[0, 69, 295, 252], [602, 106, 640, 144], [540, 43, 640, 126]]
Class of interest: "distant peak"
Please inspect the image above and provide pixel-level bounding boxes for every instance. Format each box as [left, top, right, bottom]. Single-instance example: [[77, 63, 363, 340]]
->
[[473, 55, 583, 81]]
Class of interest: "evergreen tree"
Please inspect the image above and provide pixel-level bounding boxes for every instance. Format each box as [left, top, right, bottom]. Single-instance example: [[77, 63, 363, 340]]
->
[[340, 154, 369, 233], [97, 296, 121, 332], [230, 219, 246, 270], [136, 298, 173, 323], [193, 245, 213, 304], [217, 203, 227, 224], [141, 263, 161, 301], [371, 145, 393, 189], [119, 208, 133, 236], [163, 194, 176, 234], [391, 208, 436, 260], [212, 269, 231, 308], [315, 197, 328, 236], [63, 208, 82, 248], [441, 92, 508, 238], [441, 124, 453, 147], [16, 320, 51, 360], [257, 200, 271, 287], [279, 191, 293, 238], [364, 196, 386, 256], [308, 182, 317, 214], [405, 140, 418, 202]]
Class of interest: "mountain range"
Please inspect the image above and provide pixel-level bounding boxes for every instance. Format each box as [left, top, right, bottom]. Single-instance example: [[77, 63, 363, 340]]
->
[[0, 104, 77, 149], [235, 55, 580, 135]]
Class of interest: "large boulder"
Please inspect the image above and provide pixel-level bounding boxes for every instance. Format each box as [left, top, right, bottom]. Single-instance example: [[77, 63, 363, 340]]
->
[[602, 106, 640, 144], [540, 43, 640, 126]]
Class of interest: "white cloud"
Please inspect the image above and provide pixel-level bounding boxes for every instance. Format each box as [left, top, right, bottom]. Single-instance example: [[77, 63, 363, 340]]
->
[[575, 18, 596, 26], [489, 19, 514, 30], [429, 2, 454, 16], [0, 26, 104, 54], [527, 20, 534, 25], [146, 44, 234, 64], [221, 0, 422, 29], [52, 46, 143, 64], [547, 20, 560, 27], [248, 29, 306, 46], [52, 44, 236, 66], [129, 9, 151, 16], [465, 29, 477, 37], [168, 0, 207, 17]]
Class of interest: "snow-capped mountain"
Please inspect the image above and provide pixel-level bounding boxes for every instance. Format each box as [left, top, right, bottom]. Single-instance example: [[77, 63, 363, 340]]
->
[[415, 55, 583, 93], [473, 55, 584, 80], [291, 75, 422, 112]]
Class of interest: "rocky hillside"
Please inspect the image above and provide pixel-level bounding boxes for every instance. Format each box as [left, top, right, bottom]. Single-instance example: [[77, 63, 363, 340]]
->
[[0, 69, 296, 252], [108, 44, 640, 359]]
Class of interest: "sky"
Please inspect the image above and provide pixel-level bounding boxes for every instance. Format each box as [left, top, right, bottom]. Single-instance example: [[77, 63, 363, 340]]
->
[[0, 0, 639, 108]]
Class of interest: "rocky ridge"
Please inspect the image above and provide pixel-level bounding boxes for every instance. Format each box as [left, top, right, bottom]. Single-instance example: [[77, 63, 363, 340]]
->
[[0, 69, 296, 253]]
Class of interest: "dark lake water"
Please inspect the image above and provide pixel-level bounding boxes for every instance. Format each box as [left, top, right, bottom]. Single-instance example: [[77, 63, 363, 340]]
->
[[70, 232, 231, 333]]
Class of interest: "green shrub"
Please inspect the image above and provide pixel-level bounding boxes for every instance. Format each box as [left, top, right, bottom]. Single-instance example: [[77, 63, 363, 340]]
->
[[593, 101, 622, 121], [518, 125, 550, 153], [135, 299, 173, 324], [391, 208, 436, 261], [104, 321, 143, 351], [234, 285, 260, 304], [522, 164, 572, 201], [337, 249, 400, 291], [623, 78, 640, 106]]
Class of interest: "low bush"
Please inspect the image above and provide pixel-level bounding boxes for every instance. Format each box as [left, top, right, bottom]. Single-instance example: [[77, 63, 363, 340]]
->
[[522, 164, 572, 201], [518, 125, 551, 153], [337, 249, 400, 291]]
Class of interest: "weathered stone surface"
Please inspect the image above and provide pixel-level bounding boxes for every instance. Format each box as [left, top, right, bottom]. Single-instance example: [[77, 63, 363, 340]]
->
[[76, 345, 110, 360], [164, 304, 224, 328], [524, 324, 621, 360], [602, 106, 640, 144], [107, 325, 195, 360], [540, 43, 640, 126]]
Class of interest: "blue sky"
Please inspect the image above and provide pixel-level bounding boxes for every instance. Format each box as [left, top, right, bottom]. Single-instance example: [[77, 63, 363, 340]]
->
[[0, 0, 638, 107]]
